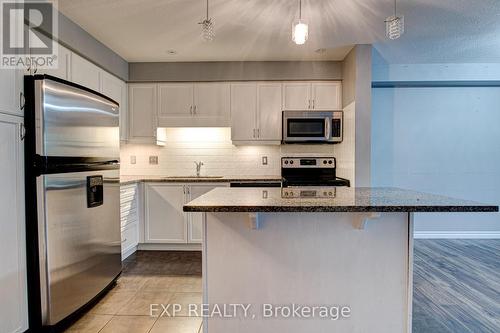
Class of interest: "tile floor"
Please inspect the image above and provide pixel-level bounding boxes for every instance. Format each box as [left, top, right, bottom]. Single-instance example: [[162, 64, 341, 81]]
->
[[65, 240, 500, 333], [64, 251, 203, 333]]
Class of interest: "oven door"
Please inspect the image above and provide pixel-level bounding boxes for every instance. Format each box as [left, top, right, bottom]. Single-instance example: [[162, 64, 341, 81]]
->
[[283, 112, 331, 143]]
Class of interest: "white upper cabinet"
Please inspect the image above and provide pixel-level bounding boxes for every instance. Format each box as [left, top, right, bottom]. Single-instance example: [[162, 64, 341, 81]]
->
[[230, 83, 257, 142], [257, 83, 282, 141], [128, 84, 157, 143], [282, 82, 311, 110], [0, 114, 28, 333], [311, 82, 342, 110], [70, 53, 100, 92], [231, 82, 282, 144], [283, 81, 342, 110], [100, 71, 128, 141], [157, 82, 230, 127], [37, 44, 71, 80], [158, 83, 193, 119], [0, 68, 23, 117], [193, 83, 230, 125]]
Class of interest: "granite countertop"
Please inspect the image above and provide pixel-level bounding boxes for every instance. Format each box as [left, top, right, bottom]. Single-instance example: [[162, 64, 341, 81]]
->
[[120, 175, 282, 185], [183, 187, 499, 213]]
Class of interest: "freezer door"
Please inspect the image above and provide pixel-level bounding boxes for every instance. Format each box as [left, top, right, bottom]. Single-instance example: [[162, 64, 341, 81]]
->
[[37, 78, 119, 158], [37, 169, 121, 325]]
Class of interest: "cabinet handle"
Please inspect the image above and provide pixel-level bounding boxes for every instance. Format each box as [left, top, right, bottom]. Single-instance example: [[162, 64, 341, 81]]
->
[[257, 128, 260, 138], [183, 186, 186, 194], [308, 99, 311, 109], [19, 123, 26, 141], [253, 129, 256, 138], [20, 92, 25, 110], [193, 105, 197, 115], [190, 106, 193, 115], [312, 99, 315, 109], [122, 238, 127, 243]]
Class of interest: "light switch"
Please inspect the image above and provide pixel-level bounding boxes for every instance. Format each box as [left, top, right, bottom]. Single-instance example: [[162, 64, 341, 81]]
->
[[262, 156, 268, 166], [130, 155, 136, 165], [149, 156, 158, 165]]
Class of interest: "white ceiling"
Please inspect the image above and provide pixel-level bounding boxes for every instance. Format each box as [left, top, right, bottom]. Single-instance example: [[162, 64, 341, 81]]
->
[[58, 0, 500, 64]]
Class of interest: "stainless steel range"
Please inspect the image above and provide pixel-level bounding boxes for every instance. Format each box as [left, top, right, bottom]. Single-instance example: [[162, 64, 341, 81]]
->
[[281, 157, 350, 188]]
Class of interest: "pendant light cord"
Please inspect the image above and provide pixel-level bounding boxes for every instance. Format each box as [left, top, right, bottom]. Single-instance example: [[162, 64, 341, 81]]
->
[[299, 0, 302, 20], [394, 0, 397, 16], [206, 0, 209, 20]]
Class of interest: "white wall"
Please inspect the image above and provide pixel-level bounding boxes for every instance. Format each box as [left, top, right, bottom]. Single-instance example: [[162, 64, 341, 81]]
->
[[372, 86, 500, 237], [121, 128, 339, 177]]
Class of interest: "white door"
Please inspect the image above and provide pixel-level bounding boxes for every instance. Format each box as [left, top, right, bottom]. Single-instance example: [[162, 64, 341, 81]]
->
[[0, 114, 28, 333], [257, 83, 282, 141], [194, 83, 230, 124], [282, 82, 311, 110], [230, 83, 257, 142], [38, 43, 71, 80], [158, 83, 193, 119], [128, 84, 157, 142], [145, 184, 187, 243], [311, 82, 342, 110], [100, 72, 127, 141], [70, 53, 100, 91], [188, 184, 226, 243], [0, 68, 23, 117]]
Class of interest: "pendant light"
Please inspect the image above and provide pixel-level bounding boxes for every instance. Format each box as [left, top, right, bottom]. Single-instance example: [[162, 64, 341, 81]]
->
[[385, 0, 404, 40], [199, 0, 214, 41], [292, 0, 308, 45]]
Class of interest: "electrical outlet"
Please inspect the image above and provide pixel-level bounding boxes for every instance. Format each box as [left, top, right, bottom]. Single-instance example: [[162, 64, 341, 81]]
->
[[262, 156, 268, 166], [130, 155, 136, 165], [149, 156, 158, 165]]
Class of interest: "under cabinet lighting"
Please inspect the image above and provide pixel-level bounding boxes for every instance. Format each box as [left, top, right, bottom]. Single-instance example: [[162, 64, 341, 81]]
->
[[156, 128, 167, 146]]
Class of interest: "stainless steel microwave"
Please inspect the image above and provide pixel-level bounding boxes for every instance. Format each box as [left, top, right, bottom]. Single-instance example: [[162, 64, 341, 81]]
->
[[282, 111, 343, 143]]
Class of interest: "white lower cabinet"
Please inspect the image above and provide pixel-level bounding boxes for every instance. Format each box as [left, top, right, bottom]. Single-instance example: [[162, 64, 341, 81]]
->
[[121, 184, 139, 259], [0, 114, 28, 333], [145, 183, 227, 244]]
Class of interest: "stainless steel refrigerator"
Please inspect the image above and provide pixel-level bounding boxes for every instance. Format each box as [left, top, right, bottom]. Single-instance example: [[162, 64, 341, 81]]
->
[[24, 75, 122, 331]]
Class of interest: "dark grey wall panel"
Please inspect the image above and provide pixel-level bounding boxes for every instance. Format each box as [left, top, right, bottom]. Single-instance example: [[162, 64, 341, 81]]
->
[[128, 61, 342, 82], [57, 13, 128, 80]]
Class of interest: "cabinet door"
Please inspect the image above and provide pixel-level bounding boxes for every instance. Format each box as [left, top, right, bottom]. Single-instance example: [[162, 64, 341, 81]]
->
[[230, 83, 257, 142], [194, 83, 230, 124], [0, 114, 28, 333], [282, 82, 311, 110], [0, 68, 23, 117], [257, 83, 282, 141], [312, 82, 342, 110], [145, 184, 187, 243], [188, 184, 226, 243], [101, 72, 128, 141], [128, 84, 157, 142], [70, 53, 100, 91], [38, 43, 71, 80], [158, 83, 193, 119]]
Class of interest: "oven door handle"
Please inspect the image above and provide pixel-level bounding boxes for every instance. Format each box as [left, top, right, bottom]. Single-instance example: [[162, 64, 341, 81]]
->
[[324, 118, 331, 140]]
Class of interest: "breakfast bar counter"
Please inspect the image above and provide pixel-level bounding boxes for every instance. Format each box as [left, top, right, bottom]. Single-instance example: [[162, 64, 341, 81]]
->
[[183, 187, 497, 333]]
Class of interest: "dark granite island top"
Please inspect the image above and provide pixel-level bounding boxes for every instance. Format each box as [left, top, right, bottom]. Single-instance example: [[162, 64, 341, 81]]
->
[[183, 187, 499, 213]]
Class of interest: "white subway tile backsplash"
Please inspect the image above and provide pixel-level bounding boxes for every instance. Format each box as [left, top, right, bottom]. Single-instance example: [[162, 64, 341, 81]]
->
[[121, 127, 354, 180]]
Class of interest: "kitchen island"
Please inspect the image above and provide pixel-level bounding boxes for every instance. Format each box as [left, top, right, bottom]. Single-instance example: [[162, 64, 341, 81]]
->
[[183, 187, 497, 333]]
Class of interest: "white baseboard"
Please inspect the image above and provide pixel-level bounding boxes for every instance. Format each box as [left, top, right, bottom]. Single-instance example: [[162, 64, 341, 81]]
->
[[414, 231, 500, 239], [138, 243, 202, 251], [122, 245, 138, 260]]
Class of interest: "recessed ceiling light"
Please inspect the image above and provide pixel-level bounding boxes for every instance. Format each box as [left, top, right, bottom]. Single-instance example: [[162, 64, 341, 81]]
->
[[166, 50, 177, 55]]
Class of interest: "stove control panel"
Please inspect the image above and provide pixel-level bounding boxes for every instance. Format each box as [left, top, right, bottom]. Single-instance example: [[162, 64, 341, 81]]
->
[[282, 157, 336, 168], [281, 187, 337, 198]]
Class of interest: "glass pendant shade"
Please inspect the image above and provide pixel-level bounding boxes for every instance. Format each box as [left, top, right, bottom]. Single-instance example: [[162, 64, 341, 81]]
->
[[292, 19, 308, 45], [385, 15, 404, 40], [200, 19, 214, 41]]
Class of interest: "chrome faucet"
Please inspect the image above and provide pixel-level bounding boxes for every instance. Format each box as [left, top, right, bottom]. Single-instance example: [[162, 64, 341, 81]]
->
[[194, 161, 204, 177]]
